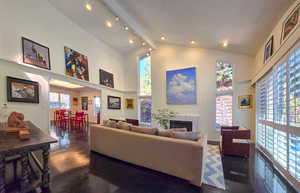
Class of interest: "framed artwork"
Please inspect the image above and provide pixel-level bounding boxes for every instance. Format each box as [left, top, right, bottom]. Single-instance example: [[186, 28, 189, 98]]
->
[[73, 97, 78, 106], [238, 95, 252, 109], [64, 47, 89, 81], [264, 36, 273, 63], [81, 96, 88, 110], [7, 76, 39, 103], [22, 37, 50, 70], [166, 67, 197, 104], [100, 69, 114, 88], [107, 96, 121, 109], [282, 6, 299, 42], [125, 98, 134, 109]]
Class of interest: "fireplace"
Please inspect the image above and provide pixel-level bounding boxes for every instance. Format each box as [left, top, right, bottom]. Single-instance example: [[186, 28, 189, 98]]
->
[[169, 120, 193, 131]]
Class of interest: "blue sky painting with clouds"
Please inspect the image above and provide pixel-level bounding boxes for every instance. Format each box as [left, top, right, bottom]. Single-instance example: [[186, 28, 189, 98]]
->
[[166, 67, 197, 104]]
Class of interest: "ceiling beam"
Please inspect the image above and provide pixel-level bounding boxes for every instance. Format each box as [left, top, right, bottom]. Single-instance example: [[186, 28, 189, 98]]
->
[[100, 0, 157, 49]]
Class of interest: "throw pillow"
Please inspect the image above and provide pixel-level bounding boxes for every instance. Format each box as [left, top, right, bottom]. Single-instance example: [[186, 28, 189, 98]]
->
[[117, 121, 132, 131], [131, 126, 158, 135], [170, 131, 201, 141], [106, 120, 117, 128], [103, 120, 109, 126], [158, 130, 172, 137]]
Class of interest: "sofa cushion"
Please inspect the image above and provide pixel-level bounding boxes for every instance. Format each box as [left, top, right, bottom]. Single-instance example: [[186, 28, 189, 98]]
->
[[106, 120, 118, 128], [158, 128, 187, 137], [170, 131, 201, 141], [170, 128, 188, 132], [131, 126, 158, 135], [103, 120, 109, 126], [117, 121, 132, 131]]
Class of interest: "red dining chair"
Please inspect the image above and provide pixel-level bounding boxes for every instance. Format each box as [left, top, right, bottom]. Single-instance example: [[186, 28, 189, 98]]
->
[[71, 112, 85, 130], [54, 110, 60, 125], [58, 109, 69, 129]]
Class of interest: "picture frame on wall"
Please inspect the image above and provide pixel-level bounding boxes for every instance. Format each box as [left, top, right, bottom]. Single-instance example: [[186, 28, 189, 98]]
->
[[22, 37, 51, 70], [100, 69, 114, 88], [166, 67, 197, 104], [7, 76, 39, 103], [81, 96, 88, 110], [107, 96, 121, 109], [65, 46, 89, 81], [281, 5, 299, 43], [264, 36, 273, 63], [238, 95, 252, 109], [125, 98, 134, 109]]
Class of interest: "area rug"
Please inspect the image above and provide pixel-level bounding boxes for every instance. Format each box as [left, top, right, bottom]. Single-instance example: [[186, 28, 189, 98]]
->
[[203, 144, 226, 190]]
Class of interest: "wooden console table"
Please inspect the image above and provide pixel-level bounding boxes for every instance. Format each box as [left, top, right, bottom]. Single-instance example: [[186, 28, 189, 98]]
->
[[0, 122, 57, 193]]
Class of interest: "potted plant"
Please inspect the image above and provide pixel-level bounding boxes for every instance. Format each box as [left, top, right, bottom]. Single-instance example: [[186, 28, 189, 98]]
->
[[152, 108, 177, 130]]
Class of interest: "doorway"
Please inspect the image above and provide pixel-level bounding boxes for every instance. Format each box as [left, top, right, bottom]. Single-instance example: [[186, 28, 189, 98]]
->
[[48, 79, 101, 130]]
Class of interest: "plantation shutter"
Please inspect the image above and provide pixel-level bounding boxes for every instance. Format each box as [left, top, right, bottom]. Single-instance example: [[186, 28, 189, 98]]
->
[[288, 44, 300, 180], [256, 40, 300, 189]]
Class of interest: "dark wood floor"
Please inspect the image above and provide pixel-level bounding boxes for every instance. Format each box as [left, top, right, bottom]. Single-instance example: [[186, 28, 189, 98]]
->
[[44, 126, 298, 193]]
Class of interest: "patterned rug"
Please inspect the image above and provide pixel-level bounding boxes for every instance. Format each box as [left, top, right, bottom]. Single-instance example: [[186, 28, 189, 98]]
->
[[203, 144, 226, 190]]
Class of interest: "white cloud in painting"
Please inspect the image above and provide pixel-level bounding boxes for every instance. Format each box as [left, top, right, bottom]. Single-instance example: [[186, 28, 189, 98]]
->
[[168, 73, 196, 103]]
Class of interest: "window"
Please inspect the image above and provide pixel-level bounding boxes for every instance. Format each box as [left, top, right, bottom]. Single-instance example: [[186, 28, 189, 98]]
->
[[60, 94, 70, 109], [94, 96, 101, 116], [256, 42, 300, 186], [138, 56, 152, 124], [216, 61, 233, 92], [49, 92, 60, 109], [49, 92, 71, 109], [216, 61, 233, 127], [216, 94, 233, 127]]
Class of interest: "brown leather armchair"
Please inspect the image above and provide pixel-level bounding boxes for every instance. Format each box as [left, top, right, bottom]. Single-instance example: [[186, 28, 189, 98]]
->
[[220, 126, 251, 158]]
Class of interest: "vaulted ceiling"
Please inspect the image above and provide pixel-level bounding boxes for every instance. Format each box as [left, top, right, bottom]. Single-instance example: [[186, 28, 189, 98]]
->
[[49, 0, 293, 55]]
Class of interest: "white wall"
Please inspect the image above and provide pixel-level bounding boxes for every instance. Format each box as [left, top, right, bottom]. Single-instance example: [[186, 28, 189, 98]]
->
[[125, 44, 255, 141], [0, 60, 50, 132], [253, 0, 300, 82], [0, 0, 128, 131]]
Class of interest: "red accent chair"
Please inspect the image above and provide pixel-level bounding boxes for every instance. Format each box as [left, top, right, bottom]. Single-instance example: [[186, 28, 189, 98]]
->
[[220, 126, 251, 158]]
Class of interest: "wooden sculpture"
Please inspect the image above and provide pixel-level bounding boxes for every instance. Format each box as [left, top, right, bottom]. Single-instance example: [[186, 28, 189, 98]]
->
[[7, 112, 25, 128]]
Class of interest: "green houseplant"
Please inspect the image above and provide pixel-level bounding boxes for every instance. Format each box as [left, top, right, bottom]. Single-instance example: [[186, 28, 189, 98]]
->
[[152, 108, 177, 130]]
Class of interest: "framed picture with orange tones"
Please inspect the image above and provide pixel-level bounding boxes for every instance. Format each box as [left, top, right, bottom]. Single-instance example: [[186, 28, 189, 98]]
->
[[238, 95, 252, 109], [125, 98, 134, 109]]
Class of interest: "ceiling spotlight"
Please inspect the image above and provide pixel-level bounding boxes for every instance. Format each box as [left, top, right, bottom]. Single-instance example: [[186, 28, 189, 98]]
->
[[124, 26, 129, 31], [222, 40, 228, 48], [115, 17, 120, 21], [190, 40, 196, 45], [146, 52, 150, 57], [160, 36, 166, 41], [105, 21, 113, 28], [85, 3, 92, 11], [142, 42, 146, 46], [148, 48, 153, 52], [129, 39, 134, 44]]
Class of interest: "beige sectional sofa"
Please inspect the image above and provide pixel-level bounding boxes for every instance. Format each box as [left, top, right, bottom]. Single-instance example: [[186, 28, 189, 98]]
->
[[90, 124, 207, 187]]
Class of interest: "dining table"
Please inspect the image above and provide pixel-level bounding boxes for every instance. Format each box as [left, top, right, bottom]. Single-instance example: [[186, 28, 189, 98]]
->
[[0, 121, 57, 193]]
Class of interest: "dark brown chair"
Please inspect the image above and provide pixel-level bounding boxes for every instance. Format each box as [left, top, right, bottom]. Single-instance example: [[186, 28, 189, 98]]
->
[[220, 126, 251, 158]]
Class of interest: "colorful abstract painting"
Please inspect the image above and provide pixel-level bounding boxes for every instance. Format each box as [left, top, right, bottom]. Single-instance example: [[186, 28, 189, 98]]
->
[[166, 67, 197, 104], [64, 47, 89, 81]]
